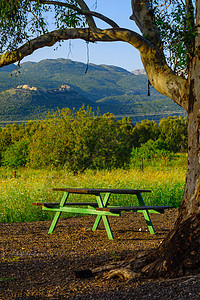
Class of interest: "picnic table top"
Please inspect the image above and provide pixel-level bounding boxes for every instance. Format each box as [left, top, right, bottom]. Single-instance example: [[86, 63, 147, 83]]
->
[[52, 187, 151, 195]]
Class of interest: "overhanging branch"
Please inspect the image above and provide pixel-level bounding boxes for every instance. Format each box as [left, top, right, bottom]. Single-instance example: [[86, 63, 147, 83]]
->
[[75, 0, 119, 28], [0, 27, 146, 67], [0, 26, 189, 111]]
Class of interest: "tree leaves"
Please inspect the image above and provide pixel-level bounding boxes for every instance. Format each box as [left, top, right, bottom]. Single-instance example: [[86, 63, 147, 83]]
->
[[151, 0, 196, 74], [0, 0, 86, 53], [0, 0, 29, 52], [27, 107, 133, 172]]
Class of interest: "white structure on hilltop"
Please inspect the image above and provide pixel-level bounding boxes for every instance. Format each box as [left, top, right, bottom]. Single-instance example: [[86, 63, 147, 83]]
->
[[17, 85, 37, 91]]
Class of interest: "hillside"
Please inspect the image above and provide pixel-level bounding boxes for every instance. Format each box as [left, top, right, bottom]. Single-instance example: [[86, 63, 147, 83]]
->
[[0, 58, 186, 124], [0, 85, 104, 122]]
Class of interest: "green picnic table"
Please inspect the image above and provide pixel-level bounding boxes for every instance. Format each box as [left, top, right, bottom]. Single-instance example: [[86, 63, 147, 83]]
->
[[32, 188, 173, 240]]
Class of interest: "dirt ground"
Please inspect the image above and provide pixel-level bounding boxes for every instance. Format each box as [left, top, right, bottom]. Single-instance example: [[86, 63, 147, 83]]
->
[[0, 209, 200, 299]]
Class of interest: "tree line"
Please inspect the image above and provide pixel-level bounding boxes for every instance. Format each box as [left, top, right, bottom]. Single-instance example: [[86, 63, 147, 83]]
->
[[0, 106, 187, 173]]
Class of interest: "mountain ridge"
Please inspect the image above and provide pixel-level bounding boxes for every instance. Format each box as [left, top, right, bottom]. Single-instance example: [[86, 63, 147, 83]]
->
[[0, 58, 186, 125]]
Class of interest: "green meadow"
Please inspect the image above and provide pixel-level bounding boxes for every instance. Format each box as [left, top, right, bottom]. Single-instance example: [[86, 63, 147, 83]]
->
[[0, 154, 187, 223]]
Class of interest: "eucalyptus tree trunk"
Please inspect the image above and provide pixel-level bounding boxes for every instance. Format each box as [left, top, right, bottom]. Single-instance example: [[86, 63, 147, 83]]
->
[[137, 1, 200, 277]]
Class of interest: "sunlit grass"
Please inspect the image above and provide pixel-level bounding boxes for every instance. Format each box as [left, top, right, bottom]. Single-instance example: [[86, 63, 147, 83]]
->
[[0, 154, 186, 223]]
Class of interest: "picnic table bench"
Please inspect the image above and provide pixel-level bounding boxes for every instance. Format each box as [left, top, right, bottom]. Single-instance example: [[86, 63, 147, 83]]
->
[[32, 188, 173, 240]]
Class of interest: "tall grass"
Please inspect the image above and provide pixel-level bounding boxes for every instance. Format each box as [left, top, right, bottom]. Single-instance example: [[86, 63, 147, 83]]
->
[[0, 154, 187, 223]]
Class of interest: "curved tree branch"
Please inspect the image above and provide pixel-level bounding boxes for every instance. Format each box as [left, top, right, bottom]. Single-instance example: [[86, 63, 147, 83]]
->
[[37, 0, 96, 29], [74, 0, 118, 29], [75, 0, 96, 29], [0, 26, 188, 111], [130, 0, 161, 47], [37, 0, 119, 29], [83, 11, 119, 28], [0, 28, 146, 67], [129, 0, 190, 111], [140, 48, 189, 112]]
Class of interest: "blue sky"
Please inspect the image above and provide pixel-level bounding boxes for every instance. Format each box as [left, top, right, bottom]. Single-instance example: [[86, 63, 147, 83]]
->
[[22, 0, 143, 72]]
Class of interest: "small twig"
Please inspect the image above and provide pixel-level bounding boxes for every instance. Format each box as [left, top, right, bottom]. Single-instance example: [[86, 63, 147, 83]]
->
[[28, 5, 46, 34], [154, 0, 171, 15]]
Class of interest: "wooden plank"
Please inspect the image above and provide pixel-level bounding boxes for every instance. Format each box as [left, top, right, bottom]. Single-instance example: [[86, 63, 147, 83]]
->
[[52, 188, 151, 194], [96, 205, 173, 213], [31, 202, 98, 207], [31, 202, 59, 206], [53, 188, 100, 194]]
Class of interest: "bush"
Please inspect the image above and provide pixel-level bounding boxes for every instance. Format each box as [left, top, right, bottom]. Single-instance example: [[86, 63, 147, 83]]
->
[[132, 119, 160, 147], [159, 116, 187, 152], [28, 107, 133, 173], [2, 139, 30, 167], [130, 139, 174, 168]]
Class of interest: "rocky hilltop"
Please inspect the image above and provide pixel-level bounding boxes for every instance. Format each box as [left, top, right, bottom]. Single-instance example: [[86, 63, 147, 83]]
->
[[132, 69, 146, 75]]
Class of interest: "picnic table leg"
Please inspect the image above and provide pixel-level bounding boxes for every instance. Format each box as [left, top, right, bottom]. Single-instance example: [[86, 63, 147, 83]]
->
[[136, 193, 155, 234], [92, 193, 114, 240], [92, 193, 111, 230], [48, 192, 69, 234]]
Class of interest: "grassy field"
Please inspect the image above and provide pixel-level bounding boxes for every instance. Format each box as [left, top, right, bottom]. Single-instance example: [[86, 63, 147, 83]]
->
[[0, 154, 187, 223]]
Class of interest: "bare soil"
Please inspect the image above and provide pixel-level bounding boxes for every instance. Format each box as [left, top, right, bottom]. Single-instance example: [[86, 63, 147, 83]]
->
[[0, 209, 200, 299]]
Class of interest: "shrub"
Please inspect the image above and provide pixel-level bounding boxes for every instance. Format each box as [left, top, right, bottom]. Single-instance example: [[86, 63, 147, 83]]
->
[[2, 139, 30, 167], [159, 116, 187, 152], [28, 107, 133, 173], [130, 139, 174, 168]]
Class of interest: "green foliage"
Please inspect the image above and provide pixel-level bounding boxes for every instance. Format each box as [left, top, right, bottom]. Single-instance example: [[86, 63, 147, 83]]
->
[[90, 113, 133, 170], [54, 1, 85, 28], [0, 1, 86, 53], [0, 123, 25, 153], [0, 121, 39, 164], [132, 119, 160, 147], [130, 139, 174, 169], [28, 107, 133, 173], [131, 139, 171, 160], [151, 0, 196, 73], [130, 116, 187, 153], [0, 0, 29, 52], [159, 116, 187, 152], [2, 139, 30, 167], [0, 109, 188, 172]]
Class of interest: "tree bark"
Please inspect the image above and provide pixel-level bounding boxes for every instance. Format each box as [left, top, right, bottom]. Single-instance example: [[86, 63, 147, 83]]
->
[[132, 0, 200, 278]]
